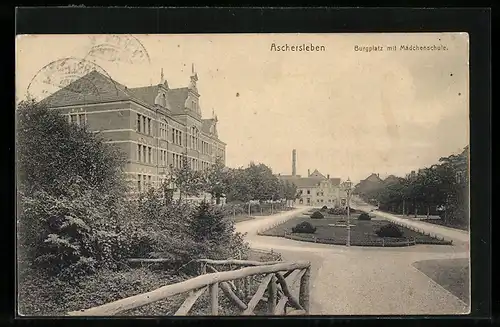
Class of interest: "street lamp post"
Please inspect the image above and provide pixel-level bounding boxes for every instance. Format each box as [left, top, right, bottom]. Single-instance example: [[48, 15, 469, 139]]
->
[[342, 178, 353, 247]]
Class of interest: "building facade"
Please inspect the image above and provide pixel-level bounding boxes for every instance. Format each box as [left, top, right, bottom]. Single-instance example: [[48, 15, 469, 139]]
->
[[278, 150, 346, 207], [40, 67, 226, 194]]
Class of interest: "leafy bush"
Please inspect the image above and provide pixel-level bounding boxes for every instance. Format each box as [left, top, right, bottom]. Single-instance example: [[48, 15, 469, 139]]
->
[[17, 183, 140, 281], [310, 211, 324, 219], [358, 212, 371, 220], [375, 223, 403, 238], [291, 221, 317, 234], [17, 266, 187, 316]]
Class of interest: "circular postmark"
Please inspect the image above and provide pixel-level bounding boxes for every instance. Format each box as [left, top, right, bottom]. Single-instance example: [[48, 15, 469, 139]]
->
[[27, 57, 120, 102], [84, 34, 151, 65]]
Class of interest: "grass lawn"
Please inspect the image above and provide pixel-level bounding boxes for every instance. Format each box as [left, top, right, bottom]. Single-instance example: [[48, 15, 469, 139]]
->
[[261, 211, 452, 246], [412, 258, 470, 305], [418, 219, 469, 231]]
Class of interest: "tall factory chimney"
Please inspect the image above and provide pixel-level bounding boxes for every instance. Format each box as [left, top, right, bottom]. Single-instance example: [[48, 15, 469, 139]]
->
[[292, 149, 297, 176]]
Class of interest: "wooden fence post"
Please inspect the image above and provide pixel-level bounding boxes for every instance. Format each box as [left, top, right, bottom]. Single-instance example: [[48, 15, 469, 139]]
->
[[210, 282, 219, 315], [244, 276, 249, 300], [267, 275, 277, 315], [299, 267, 311, 313]]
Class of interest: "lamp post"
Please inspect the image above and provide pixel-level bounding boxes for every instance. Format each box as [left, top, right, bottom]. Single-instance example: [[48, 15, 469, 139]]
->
[[342, 178, 353, 247]]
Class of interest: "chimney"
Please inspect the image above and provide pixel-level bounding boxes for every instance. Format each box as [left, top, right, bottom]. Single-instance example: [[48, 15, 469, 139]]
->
[[308, 169, 310, 177], [327, 174, 330, 179], [292, 149, 297, 176]]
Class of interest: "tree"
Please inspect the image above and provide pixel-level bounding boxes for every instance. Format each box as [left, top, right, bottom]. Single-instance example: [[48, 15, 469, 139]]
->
[[16, 99, 127, 198], [169, 154, 205, 201], [16, 99, 131, 278], [225, 167, 253, 203], [203, 156, 229, 204], [245, 162, 280, 202]]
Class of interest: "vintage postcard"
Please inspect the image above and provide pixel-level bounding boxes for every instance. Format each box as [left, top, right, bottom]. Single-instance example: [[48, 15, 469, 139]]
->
[[16, 33, 470, 316]]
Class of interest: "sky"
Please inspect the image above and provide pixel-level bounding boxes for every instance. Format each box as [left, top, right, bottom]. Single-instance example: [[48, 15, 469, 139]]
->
[[16, 33, 469, 183]]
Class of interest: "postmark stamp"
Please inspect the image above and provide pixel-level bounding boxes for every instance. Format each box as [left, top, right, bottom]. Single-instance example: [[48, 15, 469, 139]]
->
[[84, 34, 151, 65], [26, 57, 119, 101]]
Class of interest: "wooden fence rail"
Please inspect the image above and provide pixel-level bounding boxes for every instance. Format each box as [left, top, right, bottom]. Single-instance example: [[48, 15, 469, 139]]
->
[[68, 259, 311, 316]]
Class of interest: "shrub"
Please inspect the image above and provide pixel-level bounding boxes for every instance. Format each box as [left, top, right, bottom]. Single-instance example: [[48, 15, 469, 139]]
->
[[187, 201, 249, 261], [358, 212, 371, 220], [310, 211, 324, 219], [375, 223, 403, 238], [291, 221, 317, 234], [17, 266, 187, 316], [17, 184, 139, 280]]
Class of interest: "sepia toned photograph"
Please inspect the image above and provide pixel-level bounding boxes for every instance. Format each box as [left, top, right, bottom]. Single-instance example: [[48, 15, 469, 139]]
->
[[16, 33, 470, 316]]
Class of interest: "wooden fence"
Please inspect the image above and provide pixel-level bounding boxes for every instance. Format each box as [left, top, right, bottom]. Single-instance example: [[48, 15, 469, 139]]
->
[[67, 259, 312, 316]]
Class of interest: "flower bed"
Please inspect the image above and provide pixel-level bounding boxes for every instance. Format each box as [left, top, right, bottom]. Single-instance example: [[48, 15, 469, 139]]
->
[[260, 217, 453, 247]]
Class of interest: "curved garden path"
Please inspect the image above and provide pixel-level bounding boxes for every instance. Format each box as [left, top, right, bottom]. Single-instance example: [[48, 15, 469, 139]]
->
[[235, 205, 470, 315]]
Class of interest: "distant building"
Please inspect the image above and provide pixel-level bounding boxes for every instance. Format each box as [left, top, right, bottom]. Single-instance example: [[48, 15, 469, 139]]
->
[[354, 173, 384, 195], [278, 150, 346, 207], [383, 174, 401, 185], [40, 66, 226, 196]]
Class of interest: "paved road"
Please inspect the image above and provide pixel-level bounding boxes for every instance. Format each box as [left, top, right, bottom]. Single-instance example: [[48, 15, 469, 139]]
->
[[235, 205, 470, 315]]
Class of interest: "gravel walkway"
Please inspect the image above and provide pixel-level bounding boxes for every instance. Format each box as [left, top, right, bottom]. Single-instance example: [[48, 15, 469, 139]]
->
[[235, 205, 470, 315]]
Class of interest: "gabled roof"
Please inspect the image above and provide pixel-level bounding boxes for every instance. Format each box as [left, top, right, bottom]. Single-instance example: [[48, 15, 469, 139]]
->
[[309, 169, 326, 179], [364, 173, 383, 183], [288, 177, 322, 188], [328, 178, 341, 186], [40, 70, 130, 108], [167, 88, 189, 115], [126, 84, 170, 111], [40, 71, 192, 116], [279, 175, 341, 188]]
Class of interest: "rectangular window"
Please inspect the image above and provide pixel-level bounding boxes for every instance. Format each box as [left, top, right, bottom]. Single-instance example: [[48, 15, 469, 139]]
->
[[138, 174, 142, 192], [148, 175, 152, 185], [78, 114, 86, 126], [137, 144, 141, 162], [142, 145, 147, 163], [70, 114, 77, 124], [307, 190, 310, 195], [137, 114, 141, 132], [142, 116, 146, 134], [148, 147, 152, 164], [148, 118, 152, 135]]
